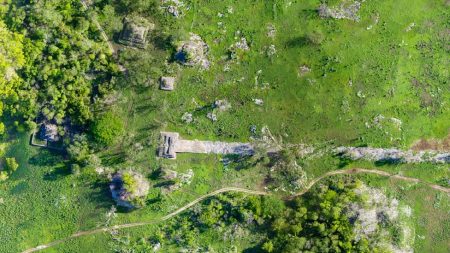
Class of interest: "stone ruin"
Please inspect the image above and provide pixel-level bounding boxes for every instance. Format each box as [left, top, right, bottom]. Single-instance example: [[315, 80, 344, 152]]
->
[[110, 171, 150, 209], [175, 33, 210, 69], [39, 123, 59, 142], [160, 76, 176, 91], [336, 146, 450, 164], [318, 1, 362, 21], [119, 17, 155, 48], [162, 0, 185, 18], [158, 132, 179, 159]]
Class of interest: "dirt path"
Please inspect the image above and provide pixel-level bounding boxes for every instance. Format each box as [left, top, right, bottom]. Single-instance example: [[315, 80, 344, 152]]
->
[[21, 169, 449, 253], [80, 0, 115, 55], [291, 168, 450, 198]]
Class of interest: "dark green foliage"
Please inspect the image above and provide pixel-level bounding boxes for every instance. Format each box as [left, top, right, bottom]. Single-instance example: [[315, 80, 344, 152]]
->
[[67, 134, 90, 163], [5, 157, 19, 172], [4, 0, 118, 127], [91, 112, 124, 146], [261, 179, 392, 253]]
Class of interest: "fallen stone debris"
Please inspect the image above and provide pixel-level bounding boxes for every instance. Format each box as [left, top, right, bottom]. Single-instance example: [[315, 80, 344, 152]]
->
[[181, 112, 193, 123], [162, 0, 185, 18], [336, 146, 450, 164], [213, 99, 231, 111], [318, 1, 362, 22]]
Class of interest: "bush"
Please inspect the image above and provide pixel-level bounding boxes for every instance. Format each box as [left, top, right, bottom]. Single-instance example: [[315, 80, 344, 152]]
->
[[0, 171, 8, 181], [91, 112, 124, 146], [67, 134, 90, 163], [5, 157, 19, 172]]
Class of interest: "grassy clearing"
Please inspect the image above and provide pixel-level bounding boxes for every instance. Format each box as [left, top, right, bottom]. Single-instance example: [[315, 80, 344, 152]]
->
[[98, 0, 448, 147], [0, 134, 113, 253]]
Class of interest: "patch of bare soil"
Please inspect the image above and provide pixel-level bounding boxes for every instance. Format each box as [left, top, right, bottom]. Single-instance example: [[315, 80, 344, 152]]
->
[[411, 134, 450, 152]]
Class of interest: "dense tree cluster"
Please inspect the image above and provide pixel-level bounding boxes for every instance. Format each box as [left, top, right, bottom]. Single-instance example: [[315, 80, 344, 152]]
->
[[1, 0, 118, 132], [263, 180, 372, 252], [0, 18, 25, 133]]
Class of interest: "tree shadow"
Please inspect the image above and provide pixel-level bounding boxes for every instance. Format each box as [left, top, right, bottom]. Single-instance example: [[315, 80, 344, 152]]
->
[[243, 245, 264, 253], [43, 164, 71, 181], [151, 34, 172, 50], [285, 36, 309, 47], [374, 158, 404, 166], [28, 149, 64, 167], [88, 178, 117, 211], [223, 154, 260, 171], [100, 151, 127, 166], [154, 180, 176, 188]]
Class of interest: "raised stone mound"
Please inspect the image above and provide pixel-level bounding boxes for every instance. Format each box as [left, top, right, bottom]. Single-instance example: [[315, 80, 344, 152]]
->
[[175, 33, 210, 69], [159, 167, 178, 180], [160, 76, 175, 91], [110, 170, 150, 208], [318, 1, 362, 21], [119, 17, 154, 48]]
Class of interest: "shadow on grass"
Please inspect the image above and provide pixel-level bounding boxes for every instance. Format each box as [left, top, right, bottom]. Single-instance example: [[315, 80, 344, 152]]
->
[[28, 149, 64, 167], [100, 151, 127, 166], [374, 158, 404, 166], [286, 36, 310, 47], [223, 154, 254, 171], [89, 178, 117, 211], [151, 34, 172, 51], [43, 164, 71, 181]]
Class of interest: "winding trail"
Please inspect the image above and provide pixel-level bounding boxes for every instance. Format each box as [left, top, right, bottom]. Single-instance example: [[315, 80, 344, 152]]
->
[[21, 169, 449, 253]]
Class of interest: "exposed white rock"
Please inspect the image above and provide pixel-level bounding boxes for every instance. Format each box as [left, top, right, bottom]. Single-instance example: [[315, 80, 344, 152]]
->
[[335, 146, 450, 164], [207, 112, 217, 122], [253, 98, 264, 106], [181, 112, 193, 123], [318, 1, 362, 21]]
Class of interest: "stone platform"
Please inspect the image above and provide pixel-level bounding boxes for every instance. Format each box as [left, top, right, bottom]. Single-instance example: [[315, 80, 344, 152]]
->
[[158, 132, 254, 159]]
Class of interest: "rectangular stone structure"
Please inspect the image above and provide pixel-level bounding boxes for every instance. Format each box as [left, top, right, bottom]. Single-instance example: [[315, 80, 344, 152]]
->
[[159, 132, 179, 159]]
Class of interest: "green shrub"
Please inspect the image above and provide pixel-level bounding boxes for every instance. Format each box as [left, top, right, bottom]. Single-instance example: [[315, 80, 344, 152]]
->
[[91, 112, 124, 146], [5, 157, 19, 172], [0, 171, 8, 181]]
